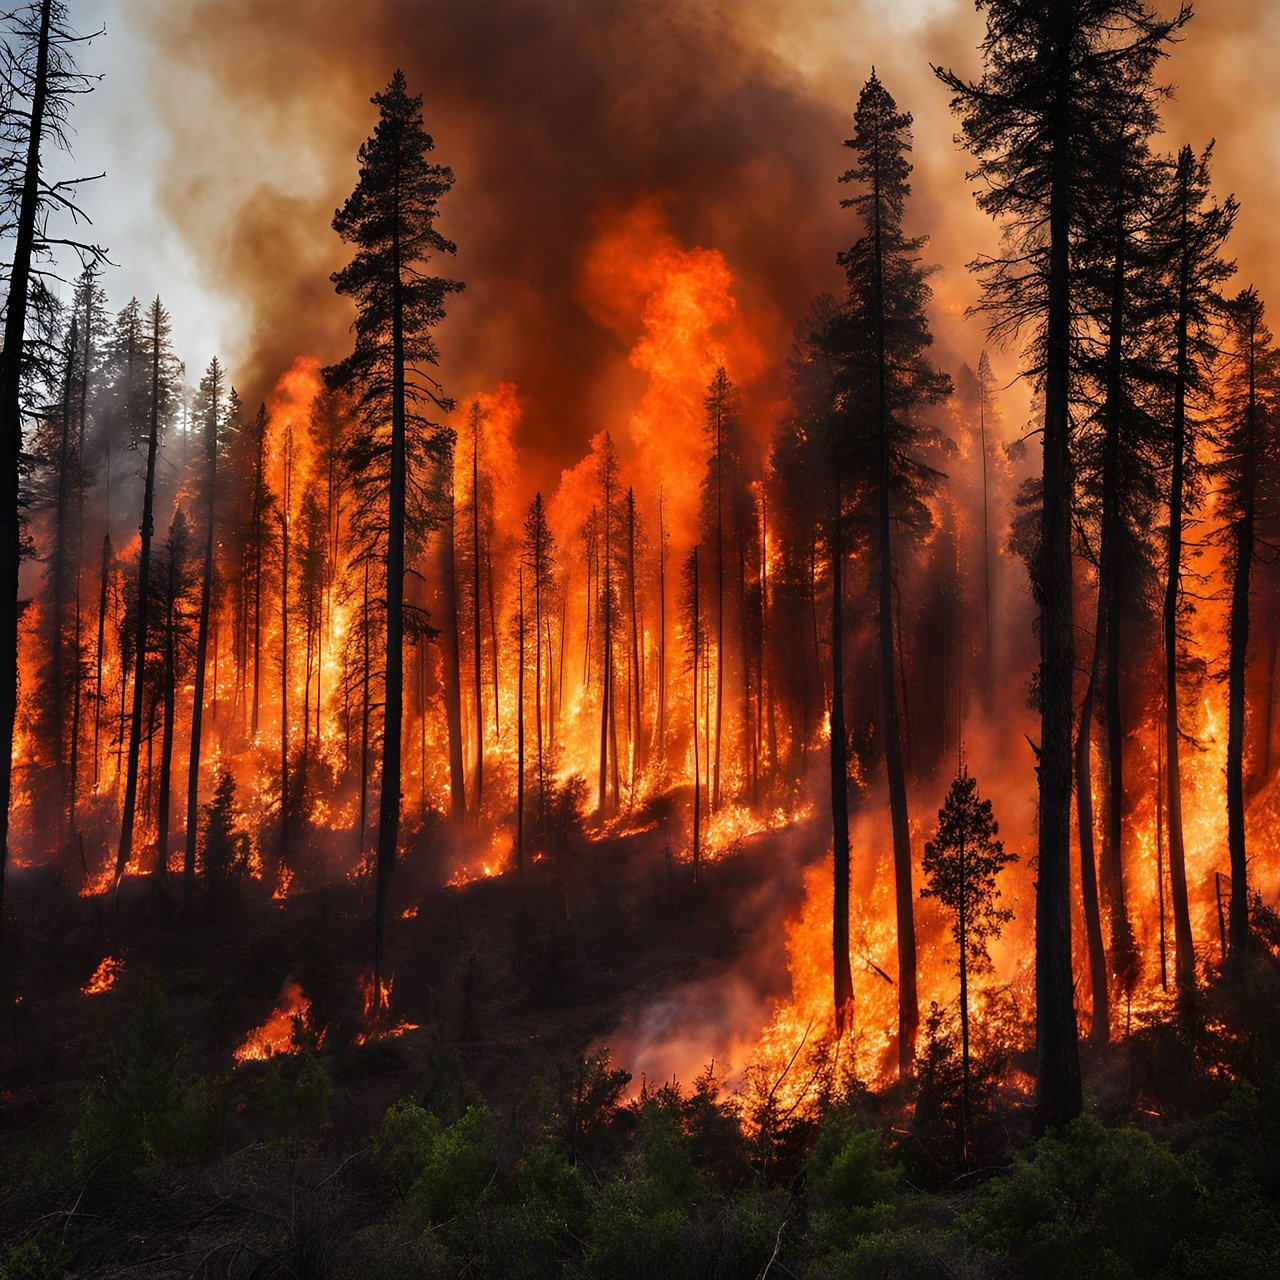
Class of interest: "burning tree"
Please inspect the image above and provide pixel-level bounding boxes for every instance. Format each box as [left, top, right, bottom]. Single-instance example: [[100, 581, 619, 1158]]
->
[[325, 70, 464, 1003], [921, 767, 1017, 1167]]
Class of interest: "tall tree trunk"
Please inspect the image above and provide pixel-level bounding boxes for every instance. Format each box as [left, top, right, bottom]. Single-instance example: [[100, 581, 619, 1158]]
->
[[958, 834, 971, 1171], [94, 532, 110, 791], [0, 0, 54, 921], [50, 320, 79, 837], [830, 475, 855, 1031], [358, 557, 370, 861], [471, 420, 483, 819], [1227, 312, 1258, 962], [1075, 579, 1110, 1044], [598, 501, 613, 818], [516, 565, 525, 873], [184, 367, 220, 915], [279, 439, 292, 876], [114, 302, 165, 893], [251, 423, 265, 738], [657, 489, 667, 766], [1099, 213, 1136, 992], [535, 529, 546, 841], [487, 539, 499, 737], [871, 126, 918, 1075], [627, 493, 642, 796], [373, 198, 408, 1009], [713, 406, 724, 812], [1034, 11, 1083, 1128], [157, 566, 177, 883], [1164, 177, 1197, 996], [692, 546, 701, 882], [441, 474, 466, 828]]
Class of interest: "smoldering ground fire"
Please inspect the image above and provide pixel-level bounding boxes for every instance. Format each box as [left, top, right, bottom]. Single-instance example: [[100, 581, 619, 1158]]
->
[[6, 0, 1280, 1214]]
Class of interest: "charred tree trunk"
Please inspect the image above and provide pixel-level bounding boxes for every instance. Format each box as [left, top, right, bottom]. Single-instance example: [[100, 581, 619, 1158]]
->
[[1075, 579, 1111, 1044], [184, 365, 220, 915], [0, 0, 53, 920], [1034, 13, 1083, 1127], [870, 129, 918, 1076], [441, 475, 466, 828], [1227, 309, 1260, 963], [1164, 175, 1197, 996], [93, 532, 110, 791], [279, 440, 292, 873], [516, 565, 525, 873], [471, 419, 483, 820], [114, 301, 166, 893], [692, 546, 701, 882], [830, 474, 854, 1032], [1099, 213, 1137, 995]]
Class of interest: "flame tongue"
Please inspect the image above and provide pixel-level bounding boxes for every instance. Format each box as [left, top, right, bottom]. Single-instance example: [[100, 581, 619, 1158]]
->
[[233, 979, 313, 1062], [82, 956, 123, 996]]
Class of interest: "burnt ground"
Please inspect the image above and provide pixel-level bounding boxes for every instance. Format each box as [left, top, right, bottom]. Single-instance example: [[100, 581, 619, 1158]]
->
[[0, 804, 823, 1149]]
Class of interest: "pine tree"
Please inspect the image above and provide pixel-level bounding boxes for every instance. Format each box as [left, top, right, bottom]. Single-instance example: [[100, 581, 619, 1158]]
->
[[325, 71, 463, 1002], [523, 494, 557, 845], [114, 299, 179, 892], [154, 507, 194, 883], [200, 768, 248, 921], [680, 545, 706, 881], [938, 0, 1190, 1129], [0, 0, 104, 921], [182, 360, 234, 915], [922, 768, 1017, 1168], [833, 71, 950, 1075], [700, 368, 743, 813], [1153, 143, 1236, 995], [595, 434, 622, 819], [1217, 288, 1280, 962]]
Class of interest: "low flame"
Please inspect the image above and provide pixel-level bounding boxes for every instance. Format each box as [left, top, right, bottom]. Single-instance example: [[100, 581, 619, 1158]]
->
[[233, 979, 314, 1062], [81, 955, 123, 996]]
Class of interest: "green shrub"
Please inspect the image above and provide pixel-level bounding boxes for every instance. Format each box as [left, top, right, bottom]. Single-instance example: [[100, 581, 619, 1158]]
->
[[70, 974, 216, 1173], [961, 1116, 1196, 1278]]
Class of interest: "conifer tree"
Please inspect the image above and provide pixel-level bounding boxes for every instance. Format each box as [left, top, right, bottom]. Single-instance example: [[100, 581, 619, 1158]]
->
[[938, 0, 1190, 1128], [833, 71, 950, 1074], [922, 768, 1017, 1168], [523, 493, 556, 844], [1217, 288, 1280, 961], [680, 545, 706, 881], [154, 507, 194, 883], [114, 298, 178, 891], [1153, 143, 1236, 995], [182, 360, 234, 914], [0, 0, 104, 918], [325, 71, 463, 1001]]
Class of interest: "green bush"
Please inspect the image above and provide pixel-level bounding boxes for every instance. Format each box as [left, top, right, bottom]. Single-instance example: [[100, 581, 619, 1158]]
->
[[377, 1101, 497, 1228], [804, 1109, 901, 1253], [961, 1116, 1196, 1278], [70, 974, 216, 1174]]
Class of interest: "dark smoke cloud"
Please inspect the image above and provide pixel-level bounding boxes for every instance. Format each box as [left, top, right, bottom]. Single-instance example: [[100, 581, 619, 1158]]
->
[[140, 0, 1280, 498], [143, 0, 861, 494]]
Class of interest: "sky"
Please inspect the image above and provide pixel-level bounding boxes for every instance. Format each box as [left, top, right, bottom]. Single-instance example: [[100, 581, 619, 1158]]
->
[[38, 0, 1280, 480]]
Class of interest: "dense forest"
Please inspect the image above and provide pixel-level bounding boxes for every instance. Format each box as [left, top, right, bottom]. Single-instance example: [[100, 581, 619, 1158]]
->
[[3, 1, 1280, 1276]]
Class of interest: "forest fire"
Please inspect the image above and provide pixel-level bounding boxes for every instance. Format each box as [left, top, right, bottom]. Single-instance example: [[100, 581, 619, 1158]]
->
[[5, 0, 1280, 1270], [233, 980, 315, 1062]]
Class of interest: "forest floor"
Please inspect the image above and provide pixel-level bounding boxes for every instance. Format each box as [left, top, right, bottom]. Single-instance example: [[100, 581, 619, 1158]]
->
[[0, 803, 821, 1140]]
